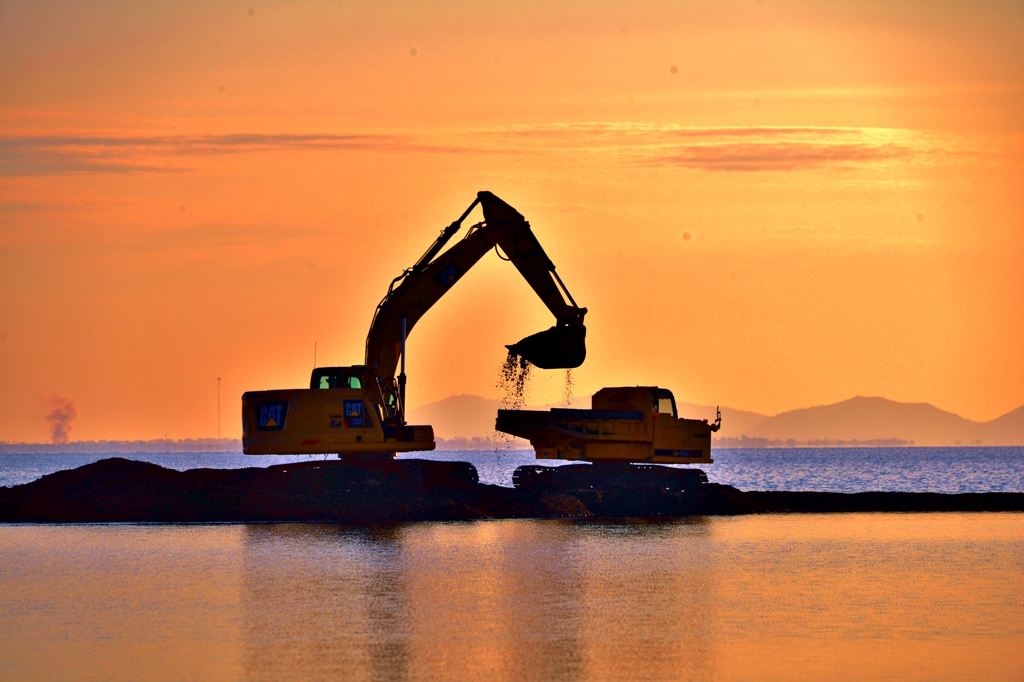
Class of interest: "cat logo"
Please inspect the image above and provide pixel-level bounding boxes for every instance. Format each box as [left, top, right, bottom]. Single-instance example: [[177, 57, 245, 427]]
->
[[432, 262, 462, 288], [343, 400, 365, 428], [257, 401, 288, 431]]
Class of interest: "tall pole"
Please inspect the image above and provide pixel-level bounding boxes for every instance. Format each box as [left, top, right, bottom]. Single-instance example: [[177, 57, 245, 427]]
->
[[399, 313, 407, 423], [217, 377, 221, 441]]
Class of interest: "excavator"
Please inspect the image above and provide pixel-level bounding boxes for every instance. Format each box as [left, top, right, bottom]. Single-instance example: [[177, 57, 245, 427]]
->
[[242, 191, 587, 459], [243, 190, 719, 492]]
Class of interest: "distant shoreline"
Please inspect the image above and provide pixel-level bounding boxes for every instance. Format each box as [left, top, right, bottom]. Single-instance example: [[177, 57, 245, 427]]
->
[[2, 439, 1021, 454], [714, 436, 917, 448], [0, 436, 533, 454], [0, 439, 242, 454]]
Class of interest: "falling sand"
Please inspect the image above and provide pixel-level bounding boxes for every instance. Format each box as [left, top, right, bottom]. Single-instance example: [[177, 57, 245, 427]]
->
[[498, 352, 531, 412], [493, 351, 532, 459]]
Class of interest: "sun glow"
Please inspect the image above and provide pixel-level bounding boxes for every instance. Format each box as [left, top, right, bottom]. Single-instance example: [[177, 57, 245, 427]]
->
[[0, 0, 1021, 441]]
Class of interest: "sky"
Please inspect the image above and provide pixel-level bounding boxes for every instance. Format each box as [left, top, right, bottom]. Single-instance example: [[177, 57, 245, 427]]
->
[[1, 0, 1022, 442]]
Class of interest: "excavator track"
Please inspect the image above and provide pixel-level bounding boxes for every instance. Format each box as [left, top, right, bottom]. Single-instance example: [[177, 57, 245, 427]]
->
[[512, 463, 708, 492]]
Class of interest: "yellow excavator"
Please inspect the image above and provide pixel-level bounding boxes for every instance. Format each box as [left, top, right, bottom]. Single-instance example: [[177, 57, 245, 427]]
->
[[242, 191, 587, 458]]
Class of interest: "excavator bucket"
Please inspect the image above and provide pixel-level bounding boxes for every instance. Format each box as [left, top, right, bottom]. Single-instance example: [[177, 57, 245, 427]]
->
[[506, 325, 586, 369]]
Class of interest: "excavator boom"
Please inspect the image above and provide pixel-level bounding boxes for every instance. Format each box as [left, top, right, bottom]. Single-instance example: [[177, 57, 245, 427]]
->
[[365, 191, 587, 382]]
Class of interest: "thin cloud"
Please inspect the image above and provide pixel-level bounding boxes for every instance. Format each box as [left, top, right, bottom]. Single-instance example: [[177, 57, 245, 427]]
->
[[484, 123, 857, 140], [0, 201, 70, 214], [648, 141, 916, 171], [0, 152, 179, 176], [0, 132, 469, 176], [0, 124, 932, 176], [0, 132, 407, 151], [470, 123, 921, 171], [664, 127, 854, 139], [54, 222, 346, 255]]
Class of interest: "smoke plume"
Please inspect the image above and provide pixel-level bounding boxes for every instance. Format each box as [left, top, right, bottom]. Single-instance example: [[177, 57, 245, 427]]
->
[[44, 395, 78, 445]]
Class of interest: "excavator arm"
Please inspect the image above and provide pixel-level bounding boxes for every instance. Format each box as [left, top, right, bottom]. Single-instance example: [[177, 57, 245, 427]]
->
[[365, 191, 588, 385], [241, 191, 586, 457]]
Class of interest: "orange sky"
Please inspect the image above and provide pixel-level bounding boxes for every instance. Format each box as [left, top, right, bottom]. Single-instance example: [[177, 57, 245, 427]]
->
[[1, 0, 1022, 442]]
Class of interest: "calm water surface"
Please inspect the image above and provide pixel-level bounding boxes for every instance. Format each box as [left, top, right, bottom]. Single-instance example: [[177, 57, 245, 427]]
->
[[1, 514, 1022, 681], [2, 446, 1022, 491]]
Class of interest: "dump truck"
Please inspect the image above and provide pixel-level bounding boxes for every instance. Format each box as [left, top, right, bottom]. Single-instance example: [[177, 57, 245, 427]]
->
[[497, 386, 721, 490], [242, 191, 587, 458]]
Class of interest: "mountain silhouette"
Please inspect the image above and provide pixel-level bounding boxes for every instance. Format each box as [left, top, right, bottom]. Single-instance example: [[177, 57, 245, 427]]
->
[[744, 396, 1022, 446], [408, 394, 1024, 446], [406, 395, 509, 440], [674, 402, 769, 438]]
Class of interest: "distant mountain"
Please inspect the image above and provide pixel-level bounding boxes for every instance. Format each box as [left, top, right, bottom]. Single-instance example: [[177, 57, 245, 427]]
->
[[409, 393, 1024, 447], [408, 394, 768, 440], [983, 406, 1024, 445], [675, 402, 768, 438], [744, 396, 1023, 446], [406, 395, 505, 440]]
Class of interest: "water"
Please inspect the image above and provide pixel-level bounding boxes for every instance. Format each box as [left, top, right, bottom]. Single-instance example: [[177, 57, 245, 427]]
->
[[3, 451, 1022, 680], [417, 447, 1024, 492], [1, 515, 1021, 681], [704, 446, 1024, 493], [2, 447, 1022, 492], [0, 452, 321, 489]]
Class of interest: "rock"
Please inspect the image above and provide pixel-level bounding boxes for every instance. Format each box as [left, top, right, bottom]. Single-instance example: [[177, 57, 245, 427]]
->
[[1, 458, 1022, 523]]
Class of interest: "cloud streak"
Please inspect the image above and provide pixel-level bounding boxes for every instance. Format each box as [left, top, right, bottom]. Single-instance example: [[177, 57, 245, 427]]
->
[[648, 140, 915, 171], [0, 132, 467, 176], [475, 123, 922, 171], [0, 124, 932, 176]]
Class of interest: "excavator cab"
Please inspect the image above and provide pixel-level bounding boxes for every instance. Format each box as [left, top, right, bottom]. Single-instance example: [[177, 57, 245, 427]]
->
[[310, 367, 363, 390], [309, 366, 399, 419]]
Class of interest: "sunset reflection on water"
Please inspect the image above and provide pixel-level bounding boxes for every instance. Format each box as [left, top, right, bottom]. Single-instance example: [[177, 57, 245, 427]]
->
[[2, 514, 1022, 681]]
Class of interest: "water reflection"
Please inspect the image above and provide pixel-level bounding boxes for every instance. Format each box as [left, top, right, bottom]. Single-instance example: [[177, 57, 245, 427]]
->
[[237, 520, 721, 681], [361, 528, 412, 682], [241, 524, 413, 680], [569, 518, 717, 680], [1, 515, 1021, 681]]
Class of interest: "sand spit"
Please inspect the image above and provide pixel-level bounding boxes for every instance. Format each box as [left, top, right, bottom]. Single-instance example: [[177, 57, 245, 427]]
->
[[1, 458, 1022, 523]]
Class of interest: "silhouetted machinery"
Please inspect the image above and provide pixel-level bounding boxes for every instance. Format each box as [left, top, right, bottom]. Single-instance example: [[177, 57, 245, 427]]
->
[[243, 190, 720, 492], [242, 191, 587, 458]]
